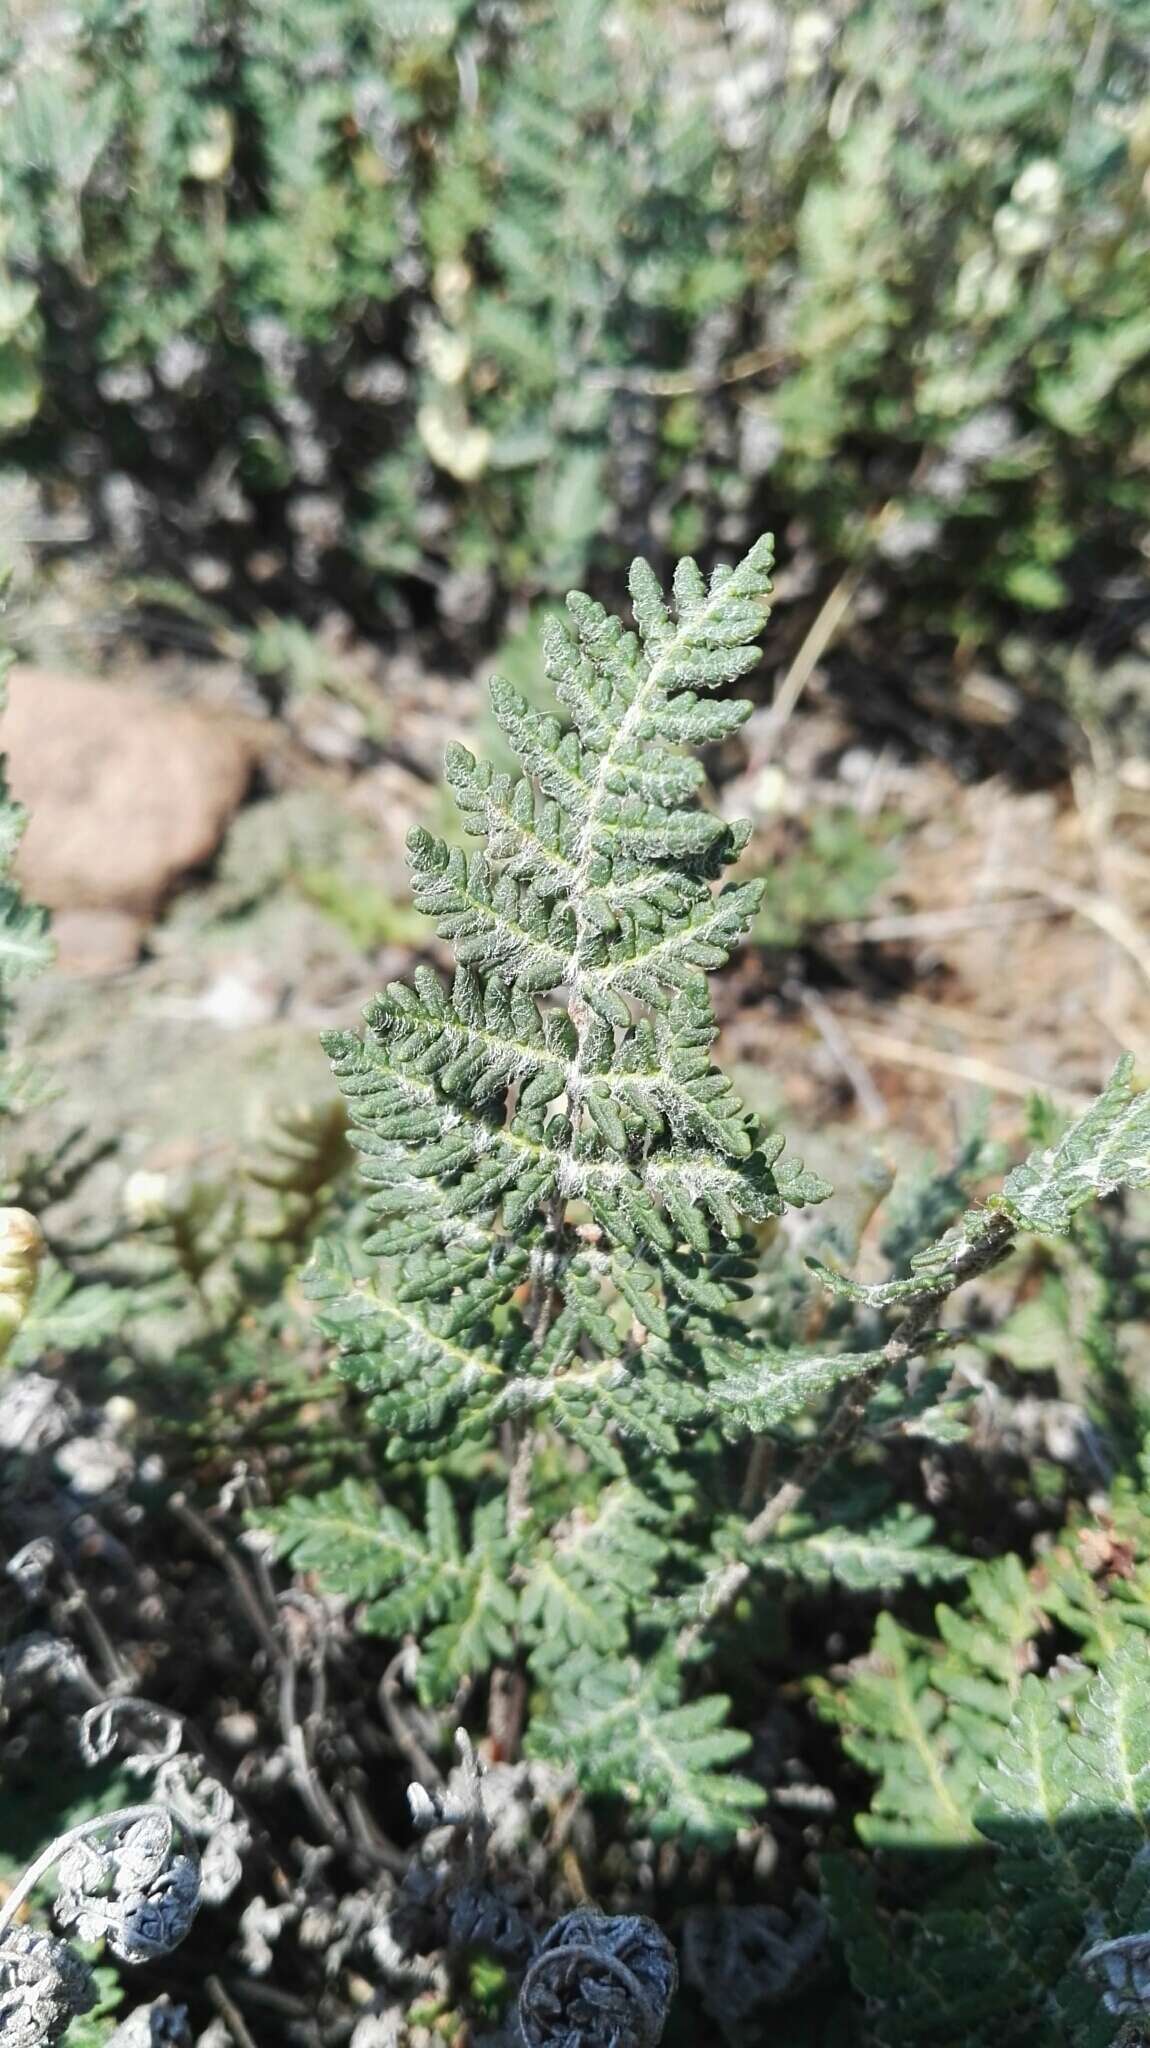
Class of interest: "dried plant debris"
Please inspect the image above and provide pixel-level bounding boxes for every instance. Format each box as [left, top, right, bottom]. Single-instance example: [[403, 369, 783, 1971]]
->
[[518, 1912, 678, 2048], [0, 1807, 201, 2045]]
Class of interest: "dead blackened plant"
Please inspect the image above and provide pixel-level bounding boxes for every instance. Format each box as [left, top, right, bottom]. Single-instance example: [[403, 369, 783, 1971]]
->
[[1081, 1931, 1150, 2020], [79, 1696, 252, 1907], [403, 1733, 677, 2047], [0, 1805, 202, 2046], [518, 1911, 678, 2048], [403, 1731, 537, 1972]]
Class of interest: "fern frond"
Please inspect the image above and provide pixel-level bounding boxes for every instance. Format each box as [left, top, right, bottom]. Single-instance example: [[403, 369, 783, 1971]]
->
[[812, 1059, 1150, 1314], [0, 670, 53, 1039], [767, 1506, 971, 1593], [821, 1610, 983, 1849], [827, 1473, 1150, 2048], [322, 538, 830, 1462], [0, 879, 52, 988], [529, 1647, 764, 1842], [832, 1635, 1150, 2048], [265, 1475, 517, 1699], [7, 1261, 132, 1364], [997, 1055, 1150, 1236], [708, 1344, 886, 1434], [521, 1481, 668, 1668]]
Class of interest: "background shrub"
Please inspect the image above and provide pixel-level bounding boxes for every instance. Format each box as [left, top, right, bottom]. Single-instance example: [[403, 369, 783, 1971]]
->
[[1, 0, 1148, 686]]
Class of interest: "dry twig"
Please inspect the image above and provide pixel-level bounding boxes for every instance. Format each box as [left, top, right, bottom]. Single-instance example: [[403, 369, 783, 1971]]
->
[[843, 1024, 1090, 1110]]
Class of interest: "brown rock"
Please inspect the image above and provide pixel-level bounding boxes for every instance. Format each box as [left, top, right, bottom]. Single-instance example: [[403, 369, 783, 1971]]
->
[[51, 908, 145, 977], [2, 668, 253, 917]]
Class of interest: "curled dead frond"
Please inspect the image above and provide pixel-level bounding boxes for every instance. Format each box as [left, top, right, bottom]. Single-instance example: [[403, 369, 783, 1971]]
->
[[518, 1910, 678, 2048]]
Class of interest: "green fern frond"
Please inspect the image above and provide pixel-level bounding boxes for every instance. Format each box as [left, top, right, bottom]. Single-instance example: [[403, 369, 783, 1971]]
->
[[0, 666, 53, 1038], [0, 877, 52, 990], [265, 1474, 517, 1700], [529, 1647, 764, 1843], [820, 1609, 984, 1850], [811, 1059, 1150, 1314], [263, 1476, 414, 1600], [827, 1466, 1150, 2047], [830, 1632, 1150, 2048], [521, 1481, 668, 1669], [767, 1506, 971, 1594], [7, 1261, 132, 1364], [707, 1344, 886, 1434], [996, 1056, 1150, 1236], [320, 537, 829, 1464]]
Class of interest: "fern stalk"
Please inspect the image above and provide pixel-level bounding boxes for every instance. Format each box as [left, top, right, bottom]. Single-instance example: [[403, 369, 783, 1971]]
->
[[679, 1210, 1018, 1655]]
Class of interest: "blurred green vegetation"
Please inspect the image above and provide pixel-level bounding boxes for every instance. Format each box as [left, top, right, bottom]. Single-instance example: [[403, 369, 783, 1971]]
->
[[0, 0, 1147, 718], [754, 810, 901, 948]]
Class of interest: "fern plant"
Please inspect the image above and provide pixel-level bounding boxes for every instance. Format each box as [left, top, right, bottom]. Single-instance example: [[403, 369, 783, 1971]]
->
[[268, 535, 1150, 1845], [275, 533, 802, 1835], [822, 1432, 1150, 2047]]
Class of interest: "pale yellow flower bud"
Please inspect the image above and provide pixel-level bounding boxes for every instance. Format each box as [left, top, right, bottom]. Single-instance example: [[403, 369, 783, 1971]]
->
[[0, 1207, 43, 1362], [187, 107, 234, 182], [122, 1170, 172, 1229], [416, 402, 492, 482]]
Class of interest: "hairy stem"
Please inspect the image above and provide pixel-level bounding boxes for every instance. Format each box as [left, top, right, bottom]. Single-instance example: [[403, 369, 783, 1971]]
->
[[488, 1199, 566, 1756], [678, 1212, 1018, 1657], [505, 1423, 536, 1534]]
